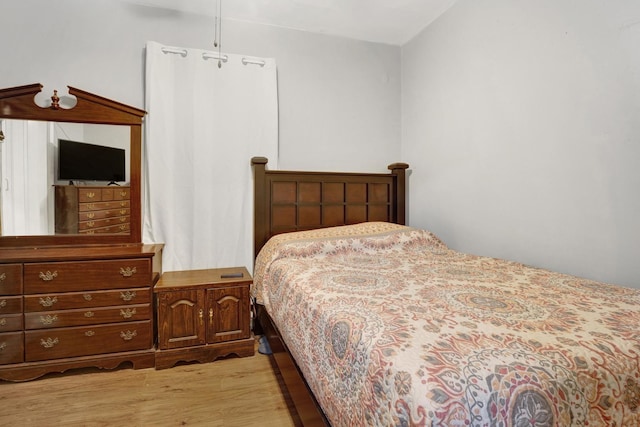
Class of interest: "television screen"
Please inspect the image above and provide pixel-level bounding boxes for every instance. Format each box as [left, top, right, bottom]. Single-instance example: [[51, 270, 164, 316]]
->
[[58, 139, 126, 183]]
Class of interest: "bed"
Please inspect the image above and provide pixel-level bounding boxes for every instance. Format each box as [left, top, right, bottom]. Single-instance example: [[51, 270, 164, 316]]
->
[[250, 157, 640, 426]]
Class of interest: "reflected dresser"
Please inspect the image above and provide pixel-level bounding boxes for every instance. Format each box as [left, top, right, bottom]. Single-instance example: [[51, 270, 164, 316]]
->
[[54, 185, 131, 235]]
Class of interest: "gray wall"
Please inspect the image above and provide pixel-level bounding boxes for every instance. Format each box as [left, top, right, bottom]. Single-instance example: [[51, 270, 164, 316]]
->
[[1, 0, 401, 173], [3, 0, 637, 288], [402, 0, 640, 288]]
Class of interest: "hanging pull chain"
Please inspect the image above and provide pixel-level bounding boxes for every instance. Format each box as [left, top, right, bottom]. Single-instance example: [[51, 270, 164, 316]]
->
[[215, 0, 223, 68], [213, 0, 219, 48]]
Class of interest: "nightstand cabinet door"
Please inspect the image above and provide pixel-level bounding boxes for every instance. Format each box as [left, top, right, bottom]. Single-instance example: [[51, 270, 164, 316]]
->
[[157, 289, 206, 349], [206, 285, 250, 344]]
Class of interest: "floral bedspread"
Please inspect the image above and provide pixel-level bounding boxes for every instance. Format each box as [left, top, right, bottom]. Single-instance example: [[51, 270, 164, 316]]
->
[[253, 222, 640, 426]]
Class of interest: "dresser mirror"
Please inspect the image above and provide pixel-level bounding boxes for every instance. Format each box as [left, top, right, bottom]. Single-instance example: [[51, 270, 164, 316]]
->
[[0, 83, 145, 247]]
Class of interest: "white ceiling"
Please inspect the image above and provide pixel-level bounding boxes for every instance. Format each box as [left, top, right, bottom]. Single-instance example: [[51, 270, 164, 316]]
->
[[128, 0, 457, 45]]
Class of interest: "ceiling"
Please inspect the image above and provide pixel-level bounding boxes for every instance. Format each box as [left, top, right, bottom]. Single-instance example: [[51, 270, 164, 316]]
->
[[128, 0, 457, 45]]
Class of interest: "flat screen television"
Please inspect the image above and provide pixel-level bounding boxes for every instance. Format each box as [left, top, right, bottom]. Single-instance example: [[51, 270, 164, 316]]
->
[[58, 139, 126, 183]]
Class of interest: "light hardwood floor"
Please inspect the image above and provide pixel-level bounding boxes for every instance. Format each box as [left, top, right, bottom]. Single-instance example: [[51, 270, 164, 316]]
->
[[0, 343, 301, 427]]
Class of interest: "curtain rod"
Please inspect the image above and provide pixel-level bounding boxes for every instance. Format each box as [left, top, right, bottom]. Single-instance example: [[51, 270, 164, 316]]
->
[[161, 47, 267, 67]]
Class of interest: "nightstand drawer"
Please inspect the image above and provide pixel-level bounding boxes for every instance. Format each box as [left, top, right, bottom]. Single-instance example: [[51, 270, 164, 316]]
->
[[25, 321, 152, 361], [24, 259, 151, 293], [24, 287, 150, 312], [25, 304, 151, 329]]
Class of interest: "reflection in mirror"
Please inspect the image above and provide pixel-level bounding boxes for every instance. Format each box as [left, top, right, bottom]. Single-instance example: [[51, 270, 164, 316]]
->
[[0, 120, 129, 236]]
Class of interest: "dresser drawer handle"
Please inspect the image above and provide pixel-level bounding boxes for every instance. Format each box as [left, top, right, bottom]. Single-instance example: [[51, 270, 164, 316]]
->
[[86, 221, 95, 227], [87, 203, 95, 210], [0, 318, 6, 326], [0, 273, 6, 282], [87, 192, 96, 199], [120, 202, 127, 207], [83, 294, 93, 301], [120, 291, 136, 301], [120, 308, 137, 319], [0, 300, 6, 309], [85, 331, 95, 337], [39, 296, 58, 307], [119, 209, 127, 215], [40, 315, 58, 325], [120, 191, 128, 197], [40, 337, 59, 348], [0, 342, 6, 351], [120, 330, 137, 341], [87, 212, 95, 219], [39, 271, 58, 281], [120, 267, 137, 277], [84, 311, 95, 318]]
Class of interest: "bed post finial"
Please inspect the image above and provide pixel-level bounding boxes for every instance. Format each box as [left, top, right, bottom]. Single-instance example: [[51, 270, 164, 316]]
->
[[388, 162, 409, 225], [252, 157, 269, 259]]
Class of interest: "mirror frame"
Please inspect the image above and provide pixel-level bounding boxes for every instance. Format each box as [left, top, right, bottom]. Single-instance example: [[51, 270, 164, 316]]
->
[[0, 83, 145, 247]]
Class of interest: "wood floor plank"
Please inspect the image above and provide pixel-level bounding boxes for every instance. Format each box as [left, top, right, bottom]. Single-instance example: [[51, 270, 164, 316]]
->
[[0, 347, 300, 426]]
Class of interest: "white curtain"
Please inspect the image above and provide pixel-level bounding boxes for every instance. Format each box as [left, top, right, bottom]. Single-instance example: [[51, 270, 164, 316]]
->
[[143, 41, 278, 272]]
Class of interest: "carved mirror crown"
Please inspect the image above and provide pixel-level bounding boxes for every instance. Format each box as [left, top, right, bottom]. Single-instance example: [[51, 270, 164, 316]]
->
[[0, 83, 145, 247]]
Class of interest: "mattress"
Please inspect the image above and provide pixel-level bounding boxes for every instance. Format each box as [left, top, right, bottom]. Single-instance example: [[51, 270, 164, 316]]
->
[[253, 222, 640, 426]]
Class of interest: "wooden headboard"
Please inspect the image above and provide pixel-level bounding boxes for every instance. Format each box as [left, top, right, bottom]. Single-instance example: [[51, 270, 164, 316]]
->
[[251, 157, 409, 257]]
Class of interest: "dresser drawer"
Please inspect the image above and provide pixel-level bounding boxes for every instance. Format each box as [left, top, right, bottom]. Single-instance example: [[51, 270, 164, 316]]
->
[[0, 314, 23, 332], [79, 208, 130, 221], [0, 332, 24, 365], [24, 259, 151, 293], [0, 296, 22, 314], [113, 188, 130, 200], [80, 200, 130, 212], [25, 287, 150, 312], [25, 320, 152, 362], [0, 264, 23, 295], [25, 304, 151, 330], [79, 215, 130, 231], [78, 188, 119, 203], [80, 223, 130, 234]]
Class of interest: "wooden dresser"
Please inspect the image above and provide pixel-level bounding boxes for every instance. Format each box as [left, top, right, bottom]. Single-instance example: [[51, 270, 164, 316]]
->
[[0, 244, 162, 382], [54, 185, 131, 235]]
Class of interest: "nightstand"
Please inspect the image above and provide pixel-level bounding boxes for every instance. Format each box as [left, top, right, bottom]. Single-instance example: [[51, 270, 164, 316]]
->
[[154, 266, 255, 369]]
